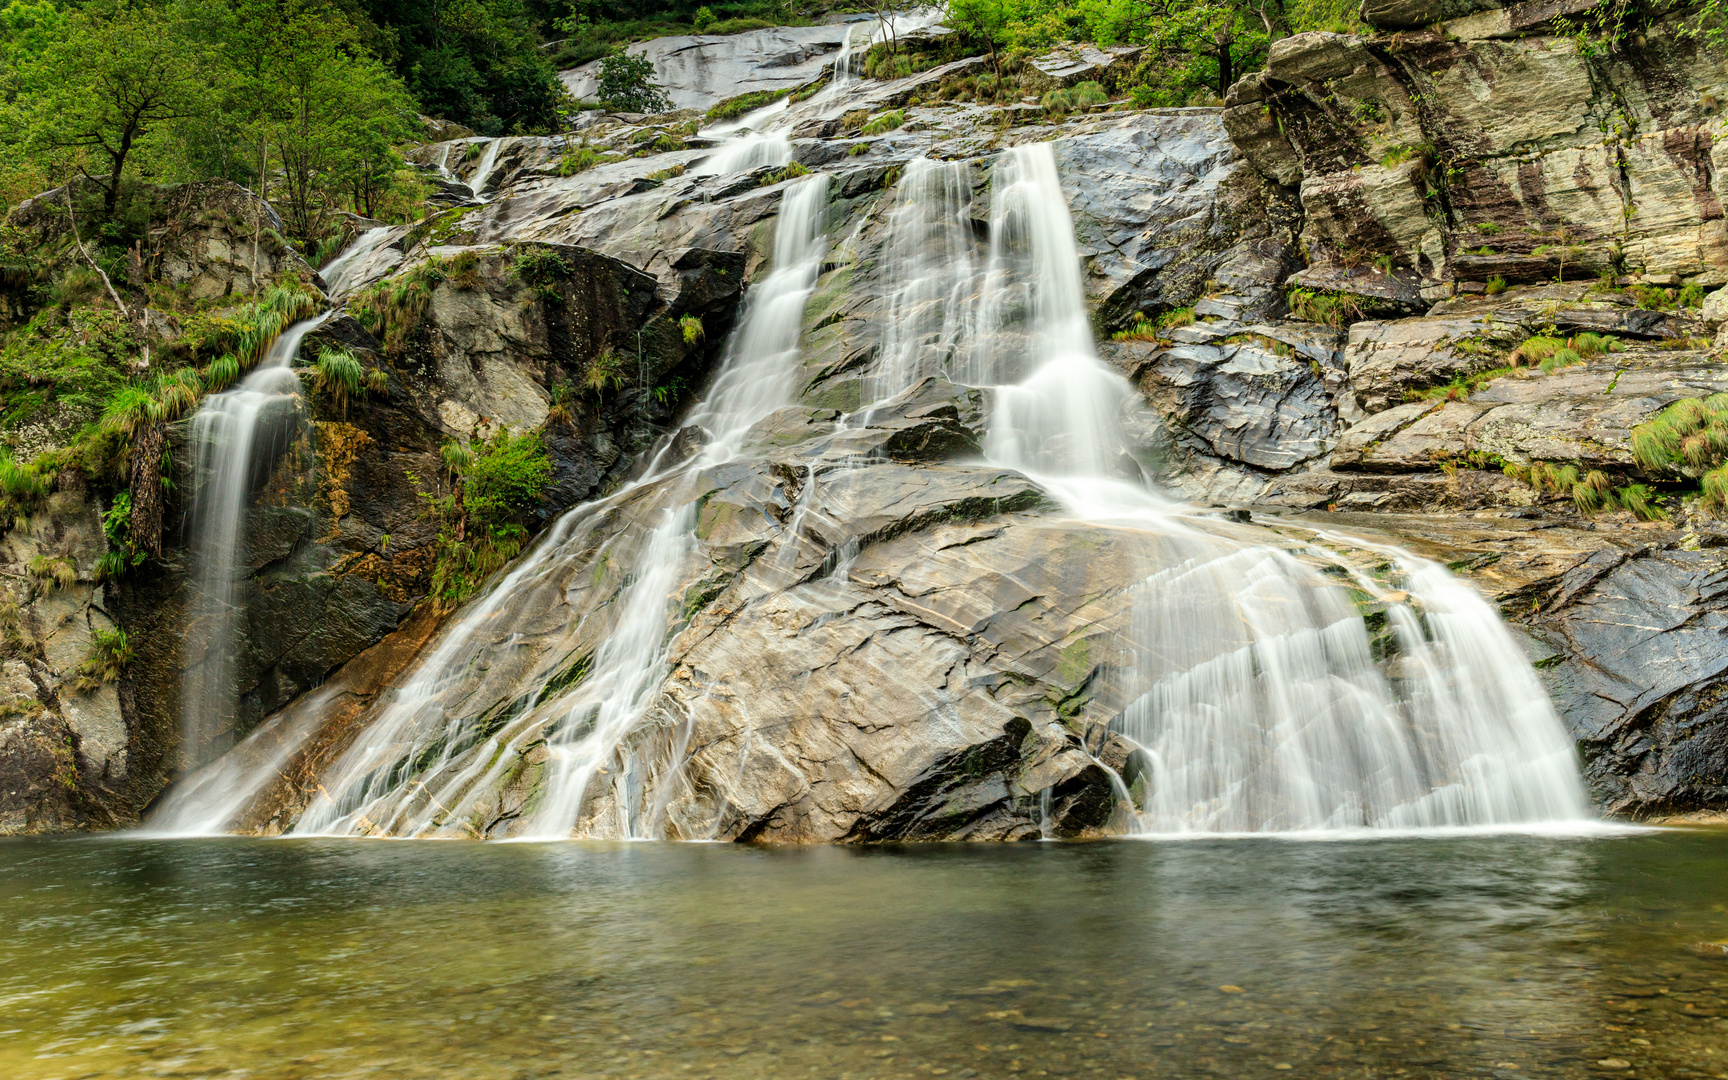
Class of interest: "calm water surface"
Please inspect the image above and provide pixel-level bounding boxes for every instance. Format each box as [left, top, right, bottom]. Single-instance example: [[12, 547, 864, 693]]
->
[[2, 831, 1726, 1079]]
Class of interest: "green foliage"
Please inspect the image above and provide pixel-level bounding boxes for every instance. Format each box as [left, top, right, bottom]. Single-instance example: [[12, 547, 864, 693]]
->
[[418, 426, 551, 607], [5, 1, 209, 214], [558, 145, 603, 175], [1677, 282, 1706, 308], [1629, 283, 1674, 310], [0, 448, 51, 528], [860, 109, 906, 135], [98, 489, 147, 578], [359, 0, 564, 134], [705, 88, 792, 122], [596, 50, 671, 112], [693, 6, 717, 31], [1287, 288, 1362, 328], [679, 314, 705, 345], [72, 627, 132, 692], [509, 245, 572, 299]]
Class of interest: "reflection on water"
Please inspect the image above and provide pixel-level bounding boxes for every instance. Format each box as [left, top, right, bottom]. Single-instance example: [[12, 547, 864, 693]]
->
[[1, 833, 1725, 1078]]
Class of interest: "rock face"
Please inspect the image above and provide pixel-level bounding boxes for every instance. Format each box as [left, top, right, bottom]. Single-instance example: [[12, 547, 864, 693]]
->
[[560, 24, 854, 112], [0, 476, 132, 833], [1223, 16, 1728, 295], [0, 182, 745, 833]]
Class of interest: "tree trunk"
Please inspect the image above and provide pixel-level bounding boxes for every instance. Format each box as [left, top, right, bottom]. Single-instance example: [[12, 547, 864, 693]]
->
[[129, 423, 166, 557], [1215, 29, 1235, 97]]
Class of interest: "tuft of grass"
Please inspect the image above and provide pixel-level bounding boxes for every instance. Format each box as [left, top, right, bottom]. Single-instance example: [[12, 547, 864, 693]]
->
[[71, 627, 132, 693], [582, 348, 624, 395], [763, 161, 810, 185], [1538, 346, 1584, 373], [311, 347, 366, 415], [860, 110, 905, 136], [1287, 288, 1363, 328], [1509, 335, 1565, 366], [1485, 275, 1508, 295]]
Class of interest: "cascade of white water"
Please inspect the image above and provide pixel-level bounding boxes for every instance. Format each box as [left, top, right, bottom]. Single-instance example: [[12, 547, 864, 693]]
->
[[854, 141, 1590, 833], [867, 158, 978, 406], [318, 227, 393, 300], [693, 99, 794, 177], [467, 139, 504, 200], [281, 176, 834, 840], [179, 314, 329, 769]]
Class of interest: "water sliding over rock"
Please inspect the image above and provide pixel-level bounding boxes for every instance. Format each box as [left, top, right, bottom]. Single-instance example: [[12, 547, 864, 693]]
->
[[871, 143, 1589, 833], [177, 314, 327, 770], [284, 176, 834, 839]]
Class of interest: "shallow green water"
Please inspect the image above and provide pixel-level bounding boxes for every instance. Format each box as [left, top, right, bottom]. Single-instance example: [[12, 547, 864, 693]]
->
[[2, 831, 1726, 1079]]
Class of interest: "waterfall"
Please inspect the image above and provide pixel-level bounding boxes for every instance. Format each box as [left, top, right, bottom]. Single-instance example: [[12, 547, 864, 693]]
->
[[280, 175, 834, 839], [856, 143, 1590, 832], [153, 127, 1590, 839], [318, 227, 393, 300], [868, 158, 978, 406], [179, 314, 328, 769], [466, 139, 504, 200]]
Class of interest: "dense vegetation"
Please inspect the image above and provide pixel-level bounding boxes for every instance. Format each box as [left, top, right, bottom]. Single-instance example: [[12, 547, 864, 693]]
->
[[0, 0, 570, 234]]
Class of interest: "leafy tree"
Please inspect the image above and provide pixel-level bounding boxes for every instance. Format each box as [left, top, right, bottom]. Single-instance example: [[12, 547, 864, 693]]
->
[[596, 49, 671, 112], [7, 1, 211, 213], [356, 0, 564, 135], [948, 0, 1015, 74]]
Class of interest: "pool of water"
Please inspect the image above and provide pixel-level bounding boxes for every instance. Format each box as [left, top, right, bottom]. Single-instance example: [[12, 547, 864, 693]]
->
[[2, 830, 1725, 1079]]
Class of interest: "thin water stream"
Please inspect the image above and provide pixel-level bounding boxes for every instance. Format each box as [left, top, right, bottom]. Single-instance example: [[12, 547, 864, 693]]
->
[[179, 314, 329, 768]]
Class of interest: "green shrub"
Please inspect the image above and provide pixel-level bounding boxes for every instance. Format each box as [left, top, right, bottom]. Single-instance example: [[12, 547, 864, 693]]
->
[[509, 245, 572, 300], [558, 147, 602, 176], [1069, 81, 1108, 107], [679, 314, 704, 345], [1485, 275, 1507, 295], [418, 426, 552, 607], [596, 50, 671, 113], [693, 5, 716, 31]]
